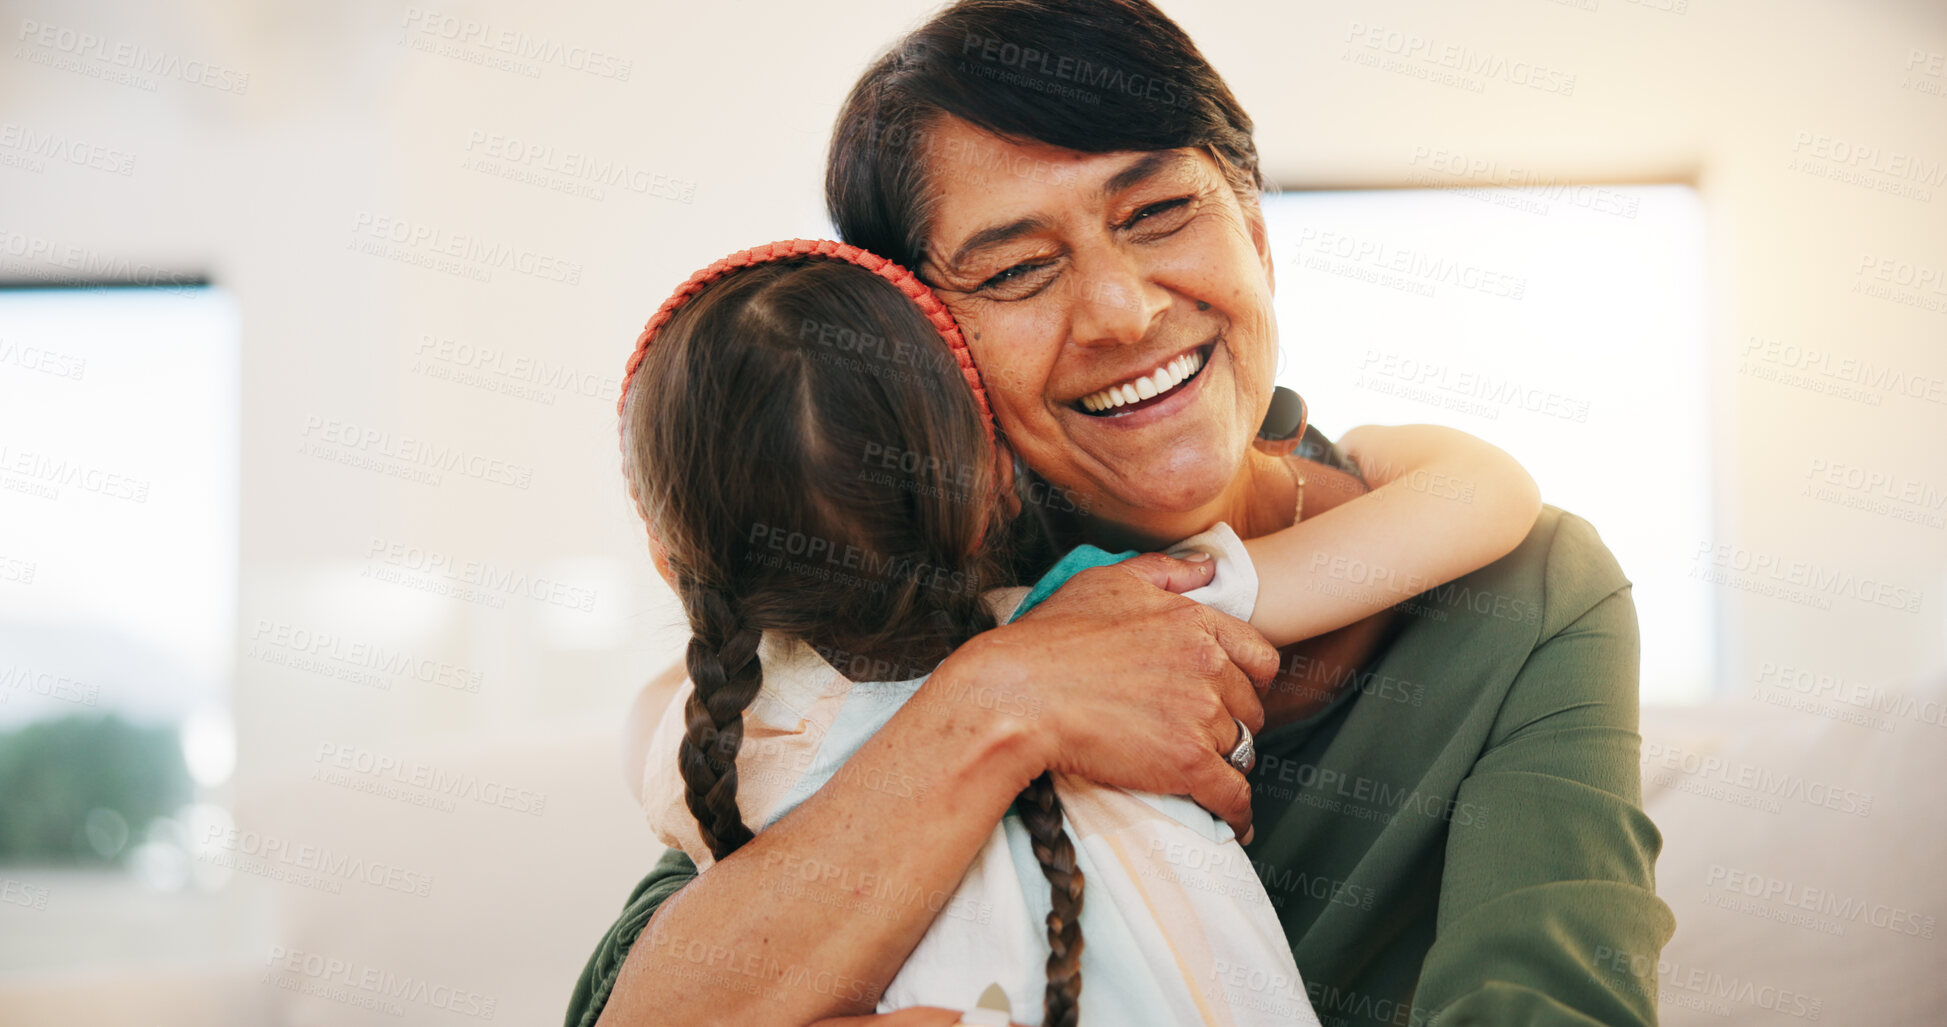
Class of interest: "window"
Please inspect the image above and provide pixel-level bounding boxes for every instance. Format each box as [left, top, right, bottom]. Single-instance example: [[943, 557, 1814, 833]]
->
[[0, 285, 240, 892], [1261, 184, 1713, 703]]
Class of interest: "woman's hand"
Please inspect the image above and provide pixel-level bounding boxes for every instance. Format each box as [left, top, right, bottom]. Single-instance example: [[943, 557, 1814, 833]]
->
[[595, 553, 1275, 1027], [935, 552, 1280, 839]]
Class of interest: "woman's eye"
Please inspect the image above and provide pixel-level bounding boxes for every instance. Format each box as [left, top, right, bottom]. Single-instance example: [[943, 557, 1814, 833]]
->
[[977, 261, 1055, 296], [982, 263, 1033, 288], [1121, 197, 1193, 231]]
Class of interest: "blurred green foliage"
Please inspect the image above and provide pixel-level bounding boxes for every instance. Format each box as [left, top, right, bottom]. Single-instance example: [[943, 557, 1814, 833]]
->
[[0, 714, 191, 865]]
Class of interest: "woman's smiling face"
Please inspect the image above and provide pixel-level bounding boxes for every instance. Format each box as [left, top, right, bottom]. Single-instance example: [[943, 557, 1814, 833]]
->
[[917, 117, 1280, 532]]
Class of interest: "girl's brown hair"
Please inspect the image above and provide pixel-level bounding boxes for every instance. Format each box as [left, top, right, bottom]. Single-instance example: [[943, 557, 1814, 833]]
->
[[621, 251, 1085, 1024]]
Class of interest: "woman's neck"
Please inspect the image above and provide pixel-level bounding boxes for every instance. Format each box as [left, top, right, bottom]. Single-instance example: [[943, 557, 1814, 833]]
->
[[1080, 448, 1299, 551]]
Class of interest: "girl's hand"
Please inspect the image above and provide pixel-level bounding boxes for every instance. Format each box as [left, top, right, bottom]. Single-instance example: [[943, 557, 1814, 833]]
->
[[931, 551, 1279, 839]]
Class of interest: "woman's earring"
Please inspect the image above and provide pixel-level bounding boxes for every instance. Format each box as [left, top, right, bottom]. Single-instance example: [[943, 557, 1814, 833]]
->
[[1254, 387, 1307, 456], [1000, 451, 1028, 517], [1196, 300, 1210, 311]]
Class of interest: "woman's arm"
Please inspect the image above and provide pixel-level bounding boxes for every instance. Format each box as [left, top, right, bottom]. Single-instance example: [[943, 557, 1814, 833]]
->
[[1415, 515, 1675, 1024], [809, 1008, 1024, 1027], [590, 554, 1279, 1027], [600, 680, 1031, 1026], [1243, 424, 1541, 647]]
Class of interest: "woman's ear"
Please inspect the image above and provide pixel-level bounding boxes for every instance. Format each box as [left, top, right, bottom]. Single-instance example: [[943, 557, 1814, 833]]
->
[[999, 449, 1023, 518], [1244, 197, 1275, 295], [646, 531, 678, 588]]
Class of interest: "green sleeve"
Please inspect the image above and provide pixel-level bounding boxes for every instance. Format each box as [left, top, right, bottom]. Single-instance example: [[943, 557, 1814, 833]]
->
[[1416, 574, 1677, 1023], [564, 848, 698, 1027]]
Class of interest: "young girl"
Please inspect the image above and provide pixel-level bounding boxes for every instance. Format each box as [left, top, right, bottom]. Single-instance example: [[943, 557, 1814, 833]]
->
[[618, 239, 1540, 1027]]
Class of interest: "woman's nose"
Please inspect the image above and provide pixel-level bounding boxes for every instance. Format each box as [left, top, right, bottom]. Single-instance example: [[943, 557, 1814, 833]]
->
[[1065, 243, 1170, 350]]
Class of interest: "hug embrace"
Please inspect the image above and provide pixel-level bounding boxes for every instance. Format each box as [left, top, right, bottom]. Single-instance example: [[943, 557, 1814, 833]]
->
[[569, 2, 1675, 1025]]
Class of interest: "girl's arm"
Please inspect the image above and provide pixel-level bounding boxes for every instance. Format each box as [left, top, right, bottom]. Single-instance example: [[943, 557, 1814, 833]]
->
[[1243, 424, 1541, 648]]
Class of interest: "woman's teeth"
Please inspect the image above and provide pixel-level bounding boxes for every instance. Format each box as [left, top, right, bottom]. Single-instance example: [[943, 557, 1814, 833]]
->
[[1079, 350, 1204, 413]]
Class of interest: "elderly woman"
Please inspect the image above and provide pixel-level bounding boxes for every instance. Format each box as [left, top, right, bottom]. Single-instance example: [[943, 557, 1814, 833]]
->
[[569, 1, 1674, 1025]]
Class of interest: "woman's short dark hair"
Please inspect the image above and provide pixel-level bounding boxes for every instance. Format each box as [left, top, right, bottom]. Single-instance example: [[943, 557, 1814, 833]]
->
[[827, 0, 1262, 273]]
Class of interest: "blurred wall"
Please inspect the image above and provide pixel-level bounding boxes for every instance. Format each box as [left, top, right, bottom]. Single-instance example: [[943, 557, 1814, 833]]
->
[[2, 0, 1944, 1020]]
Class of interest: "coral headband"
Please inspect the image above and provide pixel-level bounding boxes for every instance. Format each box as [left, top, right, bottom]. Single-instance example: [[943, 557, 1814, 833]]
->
[[617, 238, 995, 446]]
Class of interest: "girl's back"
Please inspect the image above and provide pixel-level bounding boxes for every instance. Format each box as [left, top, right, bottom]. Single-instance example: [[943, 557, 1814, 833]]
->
[[640, 539, 1315, 1024]]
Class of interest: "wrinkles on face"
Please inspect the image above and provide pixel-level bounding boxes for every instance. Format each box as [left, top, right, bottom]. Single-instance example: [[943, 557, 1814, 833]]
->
[[918, 119, 1278, 541]]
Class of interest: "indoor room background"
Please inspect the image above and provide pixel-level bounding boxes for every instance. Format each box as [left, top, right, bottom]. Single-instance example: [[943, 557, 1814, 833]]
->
[[1, 0, 1943, 1023]]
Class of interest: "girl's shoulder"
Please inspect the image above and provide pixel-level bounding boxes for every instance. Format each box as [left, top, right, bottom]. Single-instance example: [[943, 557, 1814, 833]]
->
[[635, 632, 859, 864], [983, 584, 1033, 624], [752, 632, 855, 718], [1007, 544, 1138, 623], [1001, 523, 1252, 624]]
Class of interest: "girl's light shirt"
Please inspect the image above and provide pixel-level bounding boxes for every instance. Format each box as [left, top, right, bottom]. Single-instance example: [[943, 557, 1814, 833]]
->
[[639, 523, 1317, 1026]]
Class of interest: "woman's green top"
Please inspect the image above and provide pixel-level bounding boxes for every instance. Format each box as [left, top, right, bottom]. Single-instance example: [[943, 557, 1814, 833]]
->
[[565, 505, 1677, 1026]]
